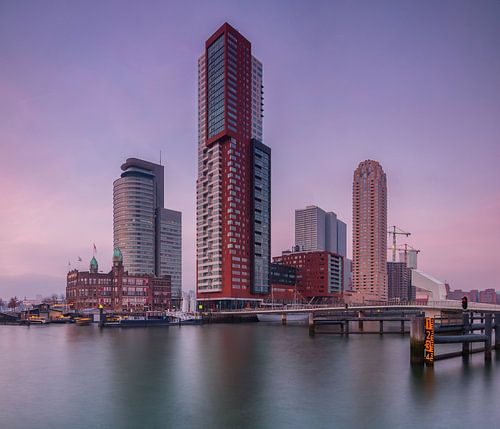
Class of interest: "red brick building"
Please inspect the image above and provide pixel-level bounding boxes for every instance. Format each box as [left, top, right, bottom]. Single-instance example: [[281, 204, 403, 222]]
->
[[479, 289, 497, 304], [447, 288, 499, 304], [66, 249, 171, 312], [272, 250, 344, 302]]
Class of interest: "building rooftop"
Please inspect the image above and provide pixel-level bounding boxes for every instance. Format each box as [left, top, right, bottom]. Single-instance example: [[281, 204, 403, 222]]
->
[[112, 248, 123, 262]]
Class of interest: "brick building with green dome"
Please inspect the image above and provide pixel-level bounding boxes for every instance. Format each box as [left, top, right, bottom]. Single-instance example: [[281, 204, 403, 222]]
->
[[66, 248, 171, 312]]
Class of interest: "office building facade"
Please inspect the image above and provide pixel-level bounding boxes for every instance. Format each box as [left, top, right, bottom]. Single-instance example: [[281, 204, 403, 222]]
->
[[158, 208, 182, 305], [295, 205, 349, 293], [295, 205, 347, 256], [273, 250, 344, 301], [387, 261, 413, 302]]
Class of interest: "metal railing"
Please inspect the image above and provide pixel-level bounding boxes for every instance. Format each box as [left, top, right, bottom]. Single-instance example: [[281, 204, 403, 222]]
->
[[212, 300, 500, 314]]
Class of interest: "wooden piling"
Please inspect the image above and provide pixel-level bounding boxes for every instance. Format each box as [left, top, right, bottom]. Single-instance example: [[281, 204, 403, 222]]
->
[[401, 312, 405, 334], [281, 313, 287, 325], [345, 319, 349, 336], [358, 311, 363, 332], [308, 313, 315, 337], [98, 305, 104, 328], [495, 313, 500, 350], [379, 320, 384, 335], [410, 315, 425, 366], [462, 313, 470, 359], [485, 313, 492, 361]]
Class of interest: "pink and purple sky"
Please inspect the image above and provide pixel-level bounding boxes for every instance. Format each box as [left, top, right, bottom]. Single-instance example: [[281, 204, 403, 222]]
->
[[1, 0, 499, 298]]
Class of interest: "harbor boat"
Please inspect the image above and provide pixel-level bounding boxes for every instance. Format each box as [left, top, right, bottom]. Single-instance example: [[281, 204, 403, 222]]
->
[[51, 314, 74, 324], [75, 317, 92, 326], [257, 312, 309, 323], [25, 315, 48, 324], [102, 311, 203, 327], [103, 313, 171, 327], [121, 314, 171, 327], [102, 315, 122, 327], [166, 312, 203, 325]]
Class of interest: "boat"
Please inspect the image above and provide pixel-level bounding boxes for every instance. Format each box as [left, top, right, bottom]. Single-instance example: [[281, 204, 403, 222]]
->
[[25, 315, 48, 325], [166, 312, 203, 325], [102, 311, 203, 327], [121, 314, 171, 327], [257, 312, 309, 323], [75, 317, 92, 326], [51, 315, 74, 324], [102, 315, 122, 327], [103, 313, 171, 327]]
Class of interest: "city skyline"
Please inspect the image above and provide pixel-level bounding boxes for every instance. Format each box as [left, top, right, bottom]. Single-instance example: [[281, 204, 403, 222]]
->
[[1, 0, 500, 298]]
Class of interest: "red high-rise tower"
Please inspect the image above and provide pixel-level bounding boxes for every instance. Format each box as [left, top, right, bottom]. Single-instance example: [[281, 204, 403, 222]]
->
[[196, 23, 270, 309]]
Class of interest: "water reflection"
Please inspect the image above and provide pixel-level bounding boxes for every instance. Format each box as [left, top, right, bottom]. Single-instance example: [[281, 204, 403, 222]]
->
[[0, 325, 499, 429]]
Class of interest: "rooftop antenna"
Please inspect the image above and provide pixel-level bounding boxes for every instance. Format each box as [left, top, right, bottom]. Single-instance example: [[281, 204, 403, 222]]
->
[[160, 150, 162, 166]]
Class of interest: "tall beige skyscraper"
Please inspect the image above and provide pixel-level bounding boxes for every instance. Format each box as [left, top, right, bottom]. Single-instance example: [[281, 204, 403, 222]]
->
[[352, 160, 387, 301]]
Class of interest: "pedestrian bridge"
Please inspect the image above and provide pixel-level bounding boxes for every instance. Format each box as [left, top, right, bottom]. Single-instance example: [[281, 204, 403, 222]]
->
[[214, 300, 500, 316]]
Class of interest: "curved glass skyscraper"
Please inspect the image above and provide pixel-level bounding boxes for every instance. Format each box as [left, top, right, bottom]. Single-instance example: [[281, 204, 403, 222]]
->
[[113, 159, 182, 306], [113, 159, 162, 275]]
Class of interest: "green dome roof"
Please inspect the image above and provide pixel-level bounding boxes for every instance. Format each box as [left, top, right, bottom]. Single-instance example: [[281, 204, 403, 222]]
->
[[113, 248, 123, 262], [90, 256, 98, 267]]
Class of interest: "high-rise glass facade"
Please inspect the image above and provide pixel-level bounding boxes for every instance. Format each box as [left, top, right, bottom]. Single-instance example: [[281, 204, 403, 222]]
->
[[158, 208, 182, 303], [294, 205, 346, 257], [252, 140, 271, 295], [207, 34, 226, 138]]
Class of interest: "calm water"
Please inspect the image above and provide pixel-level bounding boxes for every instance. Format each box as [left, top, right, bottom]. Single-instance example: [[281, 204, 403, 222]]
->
[[1, 323, 499, 429]]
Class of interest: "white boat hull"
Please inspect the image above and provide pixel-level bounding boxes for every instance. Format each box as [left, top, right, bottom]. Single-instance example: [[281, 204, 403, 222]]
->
[[257, 313, 309, 323]]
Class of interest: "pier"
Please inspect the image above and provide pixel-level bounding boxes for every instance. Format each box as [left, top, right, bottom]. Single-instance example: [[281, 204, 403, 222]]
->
[[309, 311, 414, 336], [212, 300, 500, 368], [410, 312, 500, 366]]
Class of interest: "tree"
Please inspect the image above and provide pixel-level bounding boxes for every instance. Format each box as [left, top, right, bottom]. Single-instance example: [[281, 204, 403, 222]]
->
[[8, 297, 18, 310], [42, 295, 58, 304], [0, 298, 4, 310]]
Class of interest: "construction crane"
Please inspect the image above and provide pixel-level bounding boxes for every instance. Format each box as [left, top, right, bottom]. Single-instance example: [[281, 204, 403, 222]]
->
[[391, 243, 421, 267], [388, 226, 411, 262]]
